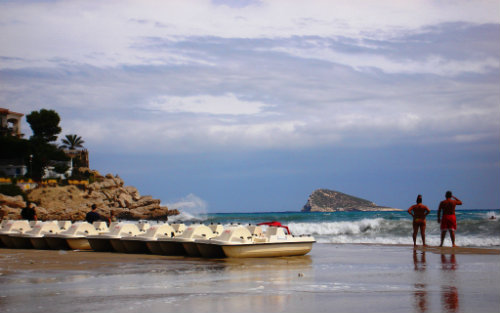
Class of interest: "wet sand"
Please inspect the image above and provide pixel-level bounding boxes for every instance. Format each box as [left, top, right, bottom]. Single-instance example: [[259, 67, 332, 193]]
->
[[1, 244, 499, 313]]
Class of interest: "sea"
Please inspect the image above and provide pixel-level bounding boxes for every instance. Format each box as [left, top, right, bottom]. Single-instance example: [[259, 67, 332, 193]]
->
[[167, 209, 500, 247]]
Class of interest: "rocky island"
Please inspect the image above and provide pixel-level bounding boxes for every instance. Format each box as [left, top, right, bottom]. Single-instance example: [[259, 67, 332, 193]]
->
[[302, 189, 401, 212], [0, 171, 179, 221]]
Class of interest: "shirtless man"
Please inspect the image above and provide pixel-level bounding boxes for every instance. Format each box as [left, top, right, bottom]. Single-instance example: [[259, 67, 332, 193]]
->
[[408, 194, 430, 247], [437, 191, 462, 247]]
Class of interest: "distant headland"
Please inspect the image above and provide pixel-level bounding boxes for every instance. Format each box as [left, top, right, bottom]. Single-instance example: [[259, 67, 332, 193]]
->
[[302, 189, 402, 212]]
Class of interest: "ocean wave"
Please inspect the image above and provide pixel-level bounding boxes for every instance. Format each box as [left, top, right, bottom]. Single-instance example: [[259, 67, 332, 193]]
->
[[168, 211, 207, 222], [485, 211, 497, 220], [164, 211, 499, 247], [287, 218, 500, 247]]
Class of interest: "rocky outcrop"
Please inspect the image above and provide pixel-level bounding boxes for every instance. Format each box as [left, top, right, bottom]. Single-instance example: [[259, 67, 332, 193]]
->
[[302, 189, 401, 212], [0, 194, 26, 210], [0, 173, 179, 221]]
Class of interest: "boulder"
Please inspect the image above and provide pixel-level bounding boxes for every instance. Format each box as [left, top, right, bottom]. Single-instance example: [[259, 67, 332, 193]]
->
[[0, 172, 179, 221], [0, 194, 26, 208]]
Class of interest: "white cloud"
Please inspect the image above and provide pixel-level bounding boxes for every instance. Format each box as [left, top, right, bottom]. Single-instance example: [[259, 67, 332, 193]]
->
[[265, 46, 500, 76], [148, 93, 271, 115], [1, 0, 499, 69], [1, 0, 499, 154]]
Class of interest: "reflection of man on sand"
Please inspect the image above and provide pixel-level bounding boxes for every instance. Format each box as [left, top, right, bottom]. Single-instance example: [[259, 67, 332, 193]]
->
[[441, 254, 459, 312], [441, 254, 457, 271], [408, 195, 430, 247], [442, 286, 459, 313], [413, 283, 428, 313], [437, 191, 462, 247]]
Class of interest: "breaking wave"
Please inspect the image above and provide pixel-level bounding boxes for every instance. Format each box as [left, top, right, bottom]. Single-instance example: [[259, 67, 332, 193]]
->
[[287, 217, 500, 247], [159, 210, 500, 247]]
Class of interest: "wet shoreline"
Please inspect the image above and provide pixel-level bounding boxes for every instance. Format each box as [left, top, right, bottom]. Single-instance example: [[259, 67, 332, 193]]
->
[[1, 244, 499, 313]]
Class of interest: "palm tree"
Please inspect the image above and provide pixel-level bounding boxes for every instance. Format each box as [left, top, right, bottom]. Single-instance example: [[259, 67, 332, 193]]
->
[[60, 134, 85, 150], [60, 134, 85, 177]]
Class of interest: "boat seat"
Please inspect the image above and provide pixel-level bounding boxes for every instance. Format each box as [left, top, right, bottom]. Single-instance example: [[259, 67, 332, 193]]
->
[[93, 221, 109, 233], [209, 224, 224, 235], [247, 225, 263, 237], [57, 221, 72, 231], [253, 237, 268, 243], [171, 223, 186, 235], [137, 221, 150, 232]]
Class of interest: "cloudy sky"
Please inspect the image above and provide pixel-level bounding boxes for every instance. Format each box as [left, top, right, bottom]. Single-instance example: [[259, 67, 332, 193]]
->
[[1, 0, 499, 213]]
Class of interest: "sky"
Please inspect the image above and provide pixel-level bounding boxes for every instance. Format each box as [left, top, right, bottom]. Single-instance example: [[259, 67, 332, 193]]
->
[[1, 0, 499, 213]]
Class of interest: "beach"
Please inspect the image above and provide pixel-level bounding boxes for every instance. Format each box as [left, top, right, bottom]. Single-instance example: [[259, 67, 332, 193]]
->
[[1, 243, 498, 313]]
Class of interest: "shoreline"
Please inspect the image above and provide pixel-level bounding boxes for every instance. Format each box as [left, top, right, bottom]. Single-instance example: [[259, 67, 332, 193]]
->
[[346, 243, 500, 255], [1, 243, 499, 313], [1, 242, 498, 274]]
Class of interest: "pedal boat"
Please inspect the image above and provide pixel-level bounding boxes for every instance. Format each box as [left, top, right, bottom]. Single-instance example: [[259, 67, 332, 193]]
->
[[45, 222, 99, 250], [10, 221, 61, 249], [199, 225, 315, 258], [87, 222, 141, 252], [147, 223, 186, 254], [158, 224, 219, 256], [196, 224, 260, 258], [43, 221, 73, 250], [120, 223, 175, 254], [0, 220, 32, 248]]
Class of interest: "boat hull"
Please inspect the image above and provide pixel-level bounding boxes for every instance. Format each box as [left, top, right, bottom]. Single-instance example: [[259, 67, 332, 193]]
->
[[196, 242, 226, 258], [121, 239, 150, 254], [45, 236, 71, 250], [30, 237, 50, 250], [9, 235, 33, 249], [110, 239, 128, 253], [146, 241, 164, 255], [221, 242, 314, 258], [182, 242, 201, 257], [158, 240, 186, 255], [66, 238, 92, 250], [88, 238, 114, 252], [0, 234, 16, 248]]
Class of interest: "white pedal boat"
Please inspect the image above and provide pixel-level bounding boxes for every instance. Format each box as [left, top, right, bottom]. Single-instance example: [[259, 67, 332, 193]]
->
[[198, 225, 315, 258], [45, 222, 99, 250], [43, 221, 73, 250], [196, 224, 261, 258], [0, 220, 32, 248], [10, 221, 61, 249], [158, 224, 220, 256], [147, 223, 186, 254], [87, 222, 142, 252], [120, 223, 175, 254]]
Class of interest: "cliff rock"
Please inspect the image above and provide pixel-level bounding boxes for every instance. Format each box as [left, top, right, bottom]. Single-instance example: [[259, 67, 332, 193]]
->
[[0, 174, 180, 221], [302, 189, 401, 212]]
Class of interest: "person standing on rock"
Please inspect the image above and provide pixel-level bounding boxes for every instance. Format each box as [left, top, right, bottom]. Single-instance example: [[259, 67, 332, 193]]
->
[[21, 202, 38, 221], [407, 194, 430, 247], [437, 191, 462, 247], [86, 204, 101, 224]]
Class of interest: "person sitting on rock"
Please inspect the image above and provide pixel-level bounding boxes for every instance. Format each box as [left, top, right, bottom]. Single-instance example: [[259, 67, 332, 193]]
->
[[21, 202, 38, 221], [85, 204, 101, 224]]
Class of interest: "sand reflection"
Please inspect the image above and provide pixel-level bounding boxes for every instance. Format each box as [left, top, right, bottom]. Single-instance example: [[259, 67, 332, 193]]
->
[[412, 250, 428, 313], [441, 254, 459, 313]]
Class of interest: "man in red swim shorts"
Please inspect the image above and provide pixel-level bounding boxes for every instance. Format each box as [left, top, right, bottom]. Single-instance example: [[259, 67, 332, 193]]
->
[[408, 194, 430, 247], [437, 191, 462, 247]]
